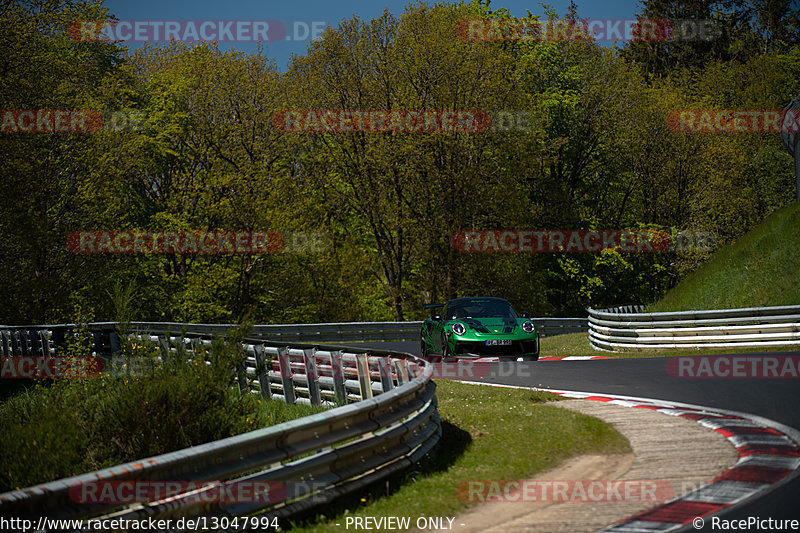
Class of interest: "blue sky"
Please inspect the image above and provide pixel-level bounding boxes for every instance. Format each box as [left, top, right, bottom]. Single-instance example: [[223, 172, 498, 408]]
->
[[102, 0, 645, 70]]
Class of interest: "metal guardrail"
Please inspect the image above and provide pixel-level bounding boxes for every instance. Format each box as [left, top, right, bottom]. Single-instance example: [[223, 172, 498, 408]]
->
[[588, 304, 800, 351], [0, 325, 440, 531], [0, 318, 587, 357], [112, 318, 586, 342]]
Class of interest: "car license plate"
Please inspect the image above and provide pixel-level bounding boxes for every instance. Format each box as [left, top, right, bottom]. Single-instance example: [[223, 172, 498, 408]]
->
[[485, 339, 512, 346]]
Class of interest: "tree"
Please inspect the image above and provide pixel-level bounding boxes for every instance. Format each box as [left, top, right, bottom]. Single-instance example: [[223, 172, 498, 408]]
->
[[0, 0, 124, 323], [285, 3, 520, 320]]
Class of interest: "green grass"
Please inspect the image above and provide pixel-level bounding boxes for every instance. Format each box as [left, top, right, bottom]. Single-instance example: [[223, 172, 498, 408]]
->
[[540, 332, 597, 357], [286, 380, 630, 532], [648, 201, 800, 312]]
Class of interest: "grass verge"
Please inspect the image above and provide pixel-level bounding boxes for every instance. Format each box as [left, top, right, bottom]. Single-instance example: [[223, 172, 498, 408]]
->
[[285, 380, 631, 532], [647, 201, 800, 312]]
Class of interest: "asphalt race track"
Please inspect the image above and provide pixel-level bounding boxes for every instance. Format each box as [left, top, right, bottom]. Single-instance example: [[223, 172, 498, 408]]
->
[[346, 341, 800, 529]]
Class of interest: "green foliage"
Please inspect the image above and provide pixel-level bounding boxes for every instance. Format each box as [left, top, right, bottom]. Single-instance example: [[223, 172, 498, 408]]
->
[[0, 0, 125, 323], [0, 0, 797, 324], [622, 0, 800, 76], [0, 334, 324, 491]]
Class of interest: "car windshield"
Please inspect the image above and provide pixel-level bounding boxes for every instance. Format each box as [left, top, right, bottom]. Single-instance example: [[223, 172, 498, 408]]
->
[[446, 300, 517, 319]]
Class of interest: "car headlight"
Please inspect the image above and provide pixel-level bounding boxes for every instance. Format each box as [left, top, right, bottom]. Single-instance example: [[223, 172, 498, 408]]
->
[[522, 321, 535, 333], [452, 322, 466, 335]]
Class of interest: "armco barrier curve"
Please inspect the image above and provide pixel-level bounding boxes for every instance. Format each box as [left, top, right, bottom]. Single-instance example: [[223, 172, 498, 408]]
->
[[588, 304, 800, 351], [0, 318, 589, 360], [0, 325, 440, 531]]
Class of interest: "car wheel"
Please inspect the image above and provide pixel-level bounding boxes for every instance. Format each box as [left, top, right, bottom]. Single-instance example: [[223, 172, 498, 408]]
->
[[520, 354, 538, 361], [420, 334, 429, 359]]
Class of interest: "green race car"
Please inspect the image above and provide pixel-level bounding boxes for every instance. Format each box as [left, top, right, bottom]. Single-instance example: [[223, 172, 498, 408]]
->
[[420, 297, 539, 360]]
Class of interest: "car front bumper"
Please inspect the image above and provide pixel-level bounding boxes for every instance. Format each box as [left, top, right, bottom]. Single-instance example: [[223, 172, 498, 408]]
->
[[451, 338, 539, 358]]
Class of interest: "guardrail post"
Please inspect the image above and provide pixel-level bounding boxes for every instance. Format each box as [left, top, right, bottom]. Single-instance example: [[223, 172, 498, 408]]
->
[[377, 356, 394, 393], [5, 330, 14, 356], [27, 329, 41, 357], [13, 331, 22, 356], [14, 330, 25, 356], [158, 335, 170, 359], [20, 330, 30, 356], [303, 348, 321, 405], [18, 330, 28, 356], [38, 330, 50, 357], [329, 350, 346, 404], [253, 344, 272, 400], [355, 353, 372, 400], [392, 359, 409, 385], [278, 346, 296, 404], [6, 330, 14, 356], [189, 337, 204, 359], [50, 327, 66, 355]]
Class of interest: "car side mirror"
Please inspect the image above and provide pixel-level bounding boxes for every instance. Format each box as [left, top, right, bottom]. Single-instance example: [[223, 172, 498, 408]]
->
[[521, 312, 530, 318]]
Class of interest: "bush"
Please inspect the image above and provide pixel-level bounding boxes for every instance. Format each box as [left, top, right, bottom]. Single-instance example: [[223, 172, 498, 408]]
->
[[0, 329, 324, 491]]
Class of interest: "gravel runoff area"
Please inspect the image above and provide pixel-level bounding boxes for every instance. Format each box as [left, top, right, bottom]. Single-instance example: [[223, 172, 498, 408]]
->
[[448, 399, 739, 533]]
